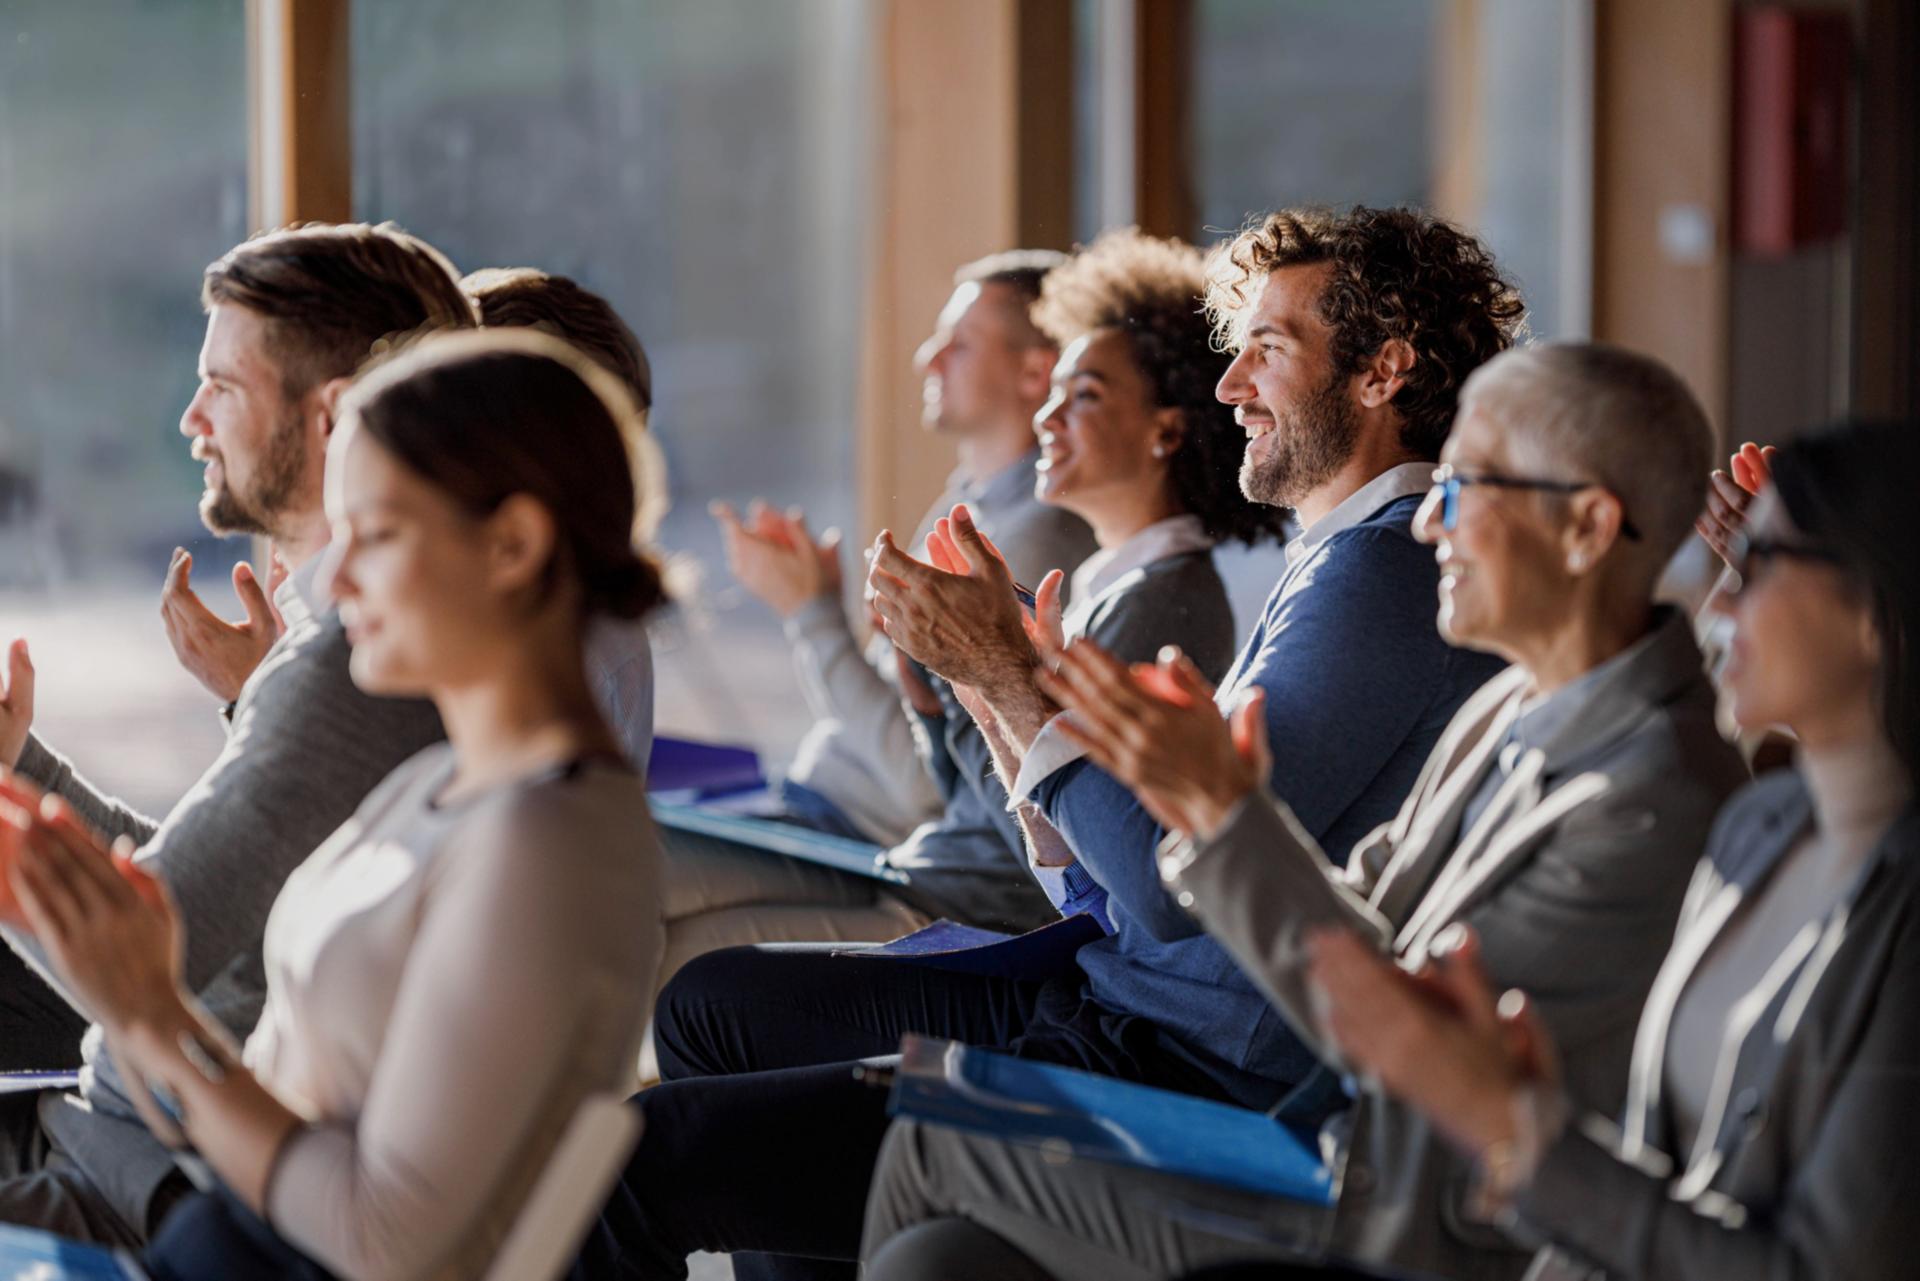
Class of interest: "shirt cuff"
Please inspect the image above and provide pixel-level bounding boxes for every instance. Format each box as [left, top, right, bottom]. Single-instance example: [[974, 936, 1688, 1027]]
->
[[781, 594, 848, 642], [1006, 714, 1089, 807]]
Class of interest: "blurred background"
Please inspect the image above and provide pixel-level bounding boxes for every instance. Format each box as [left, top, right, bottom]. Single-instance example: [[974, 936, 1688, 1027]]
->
[[0, 0, 1913, 813]]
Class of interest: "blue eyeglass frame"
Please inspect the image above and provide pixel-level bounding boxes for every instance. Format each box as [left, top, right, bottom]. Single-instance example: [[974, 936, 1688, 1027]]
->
[[1429, 465, 1643, 540]]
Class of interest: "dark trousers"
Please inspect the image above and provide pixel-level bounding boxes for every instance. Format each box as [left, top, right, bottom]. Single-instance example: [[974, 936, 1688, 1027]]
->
[[143, 1187, 336, 1281], [570, 944, 1266, 1281], [0, 945, 88, 1071]]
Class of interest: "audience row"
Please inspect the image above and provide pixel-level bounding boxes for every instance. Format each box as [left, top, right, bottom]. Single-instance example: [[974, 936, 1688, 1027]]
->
[[0, 202, 1907, 1281]]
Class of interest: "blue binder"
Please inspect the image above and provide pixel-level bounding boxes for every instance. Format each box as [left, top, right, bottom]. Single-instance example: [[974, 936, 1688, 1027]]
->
[[0, 1224, 141, 1279], [887, 1035, 1335, 1207], [649, 802, 905, 883], [837, 913, 1103, 978]]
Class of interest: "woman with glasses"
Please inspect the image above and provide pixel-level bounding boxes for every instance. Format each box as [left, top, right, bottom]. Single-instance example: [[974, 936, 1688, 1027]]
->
[[1305, 415, 1920, 1281], [860, 343, 1750, 1281]]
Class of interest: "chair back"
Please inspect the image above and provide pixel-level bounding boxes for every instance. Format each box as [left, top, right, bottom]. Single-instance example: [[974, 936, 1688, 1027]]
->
[[482, 1093, 641, 1281]]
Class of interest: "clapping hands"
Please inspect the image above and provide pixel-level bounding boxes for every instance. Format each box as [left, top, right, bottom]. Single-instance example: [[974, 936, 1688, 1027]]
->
[[160, 549, 287, 704], [711, 500, 843, 619], [1034, 639, 1268, 839], [1695, 441, 1776, 565]]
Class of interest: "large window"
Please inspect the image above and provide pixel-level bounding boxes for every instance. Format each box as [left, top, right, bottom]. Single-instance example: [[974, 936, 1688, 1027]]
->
[[0, 1, 249, 811], [353, 0, 873, 759]]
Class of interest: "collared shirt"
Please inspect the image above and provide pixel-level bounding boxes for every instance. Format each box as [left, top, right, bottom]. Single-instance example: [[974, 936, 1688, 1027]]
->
[[1010, 463, 1435, 804], [277, 553, 328, 632], [1063, 514, 1215, 638]]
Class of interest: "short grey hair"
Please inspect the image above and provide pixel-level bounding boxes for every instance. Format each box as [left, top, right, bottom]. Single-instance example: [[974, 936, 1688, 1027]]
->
[[1460, 342, 1714, 568]]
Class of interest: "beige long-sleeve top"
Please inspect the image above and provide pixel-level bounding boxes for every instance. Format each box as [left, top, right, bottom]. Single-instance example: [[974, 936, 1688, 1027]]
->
[[248, 744, 662, 1281]]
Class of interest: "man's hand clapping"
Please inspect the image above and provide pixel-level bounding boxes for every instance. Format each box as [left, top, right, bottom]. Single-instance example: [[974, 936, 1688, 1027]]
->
[[865, 504, 1034, 693], [160, 549, 285, 704], [1034, 639, 1267, 839], [711, 500, 843, 620]]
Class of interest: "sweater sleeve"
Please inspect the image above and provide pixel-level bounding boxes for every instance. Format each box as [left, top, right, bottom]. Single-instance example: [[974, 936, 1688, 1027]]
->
[[14, 732, 161, 848], [265, 792, 660, 1281], [1034, 527, 1455, 942], [783, 596, 939, 820]]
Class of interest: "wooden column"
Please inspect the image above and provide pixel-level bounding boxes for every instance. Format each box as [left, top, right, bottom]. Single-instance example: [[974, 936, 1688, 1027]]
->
[[246, 0, 351, 230], [1590, 0, 1733, 433], [858, 0, 1075, 540], [1133, 0, 1195, 240]]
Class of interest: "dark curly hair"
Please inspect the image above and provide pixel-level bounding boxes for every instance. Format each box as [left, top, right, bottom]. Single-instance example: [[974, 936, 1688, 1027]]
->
[[1031, 228, 1287, 547], [1204, 206, 1526, 459]]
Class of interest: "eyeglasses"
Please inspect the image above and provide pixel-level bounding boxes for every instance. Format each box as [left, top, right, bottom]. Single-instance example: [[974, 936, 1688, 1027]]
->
[[1429, 465, 1643, 540], [1723, 530, 1846, 594]]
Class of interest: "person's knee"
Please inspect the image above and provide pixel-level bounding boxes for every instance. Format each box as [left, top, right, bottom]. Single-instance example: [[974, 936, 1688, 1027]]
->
[[866, 1218, 1055, 1281], [652, 945, 765, 1080]]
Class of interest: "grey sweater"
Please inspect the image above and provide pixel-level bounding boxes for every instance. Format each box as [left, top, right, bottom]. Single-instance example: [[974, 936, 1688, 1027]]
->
[[4, 563, 445, 1237]]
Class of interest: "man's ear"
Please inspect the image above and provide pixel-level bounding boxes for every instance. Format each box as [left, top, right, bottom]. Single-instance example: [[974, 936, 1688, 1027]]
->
[[1355, 338, 1417, 410], [1018, 344, 1058, 405], [314, 377, 355, 439], [486, 494, 560, 598]]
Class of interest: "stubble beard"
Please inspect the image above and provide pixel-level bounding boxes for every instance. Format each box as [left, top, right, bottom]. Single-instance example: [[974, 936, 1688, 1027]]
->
[[200, 400, 308, 539], [1238, 372, 1362, 510]]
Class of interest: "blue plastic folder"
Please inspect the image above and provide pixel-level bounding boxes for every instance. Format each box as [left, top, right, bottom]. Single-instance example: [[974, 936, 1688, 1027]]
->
[[0, 1224, 142, 1279], [838, 914, 1103, 979], [649, 802, 906, 884], [888, 1036, 1336, 1206], [645, 735, 766, 798], [0, 1070, 82, 1094]]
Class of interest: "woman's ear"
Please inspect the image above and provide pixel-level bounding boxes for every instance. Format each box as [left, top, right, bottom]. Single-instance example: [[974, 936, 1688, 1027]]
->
[[485, 494, 560, 599], [1561, 487, 1625, 574], [1151, 407, 1185, 462]]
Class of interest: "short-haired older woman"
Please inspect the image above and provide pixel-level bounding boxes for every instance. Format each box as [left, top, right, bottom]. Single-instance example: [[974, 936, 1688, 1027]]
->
[[1305, 417, 1920, 1281], [0, 332, 665, 1280], [860, 343, 1751, 1281]]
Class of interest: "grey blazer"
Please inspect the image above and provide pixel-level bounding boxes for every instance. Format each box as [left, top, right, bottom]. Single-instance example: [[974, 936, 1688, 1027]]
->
[[1163, 608, 1748, 1280], [1517, 772, 1920, 1281]]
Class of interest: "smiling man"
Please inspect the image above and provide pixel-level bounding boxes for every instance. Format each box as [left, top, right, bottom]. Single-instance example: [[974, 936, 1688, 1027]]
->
[[0, 223, 468, 1249]]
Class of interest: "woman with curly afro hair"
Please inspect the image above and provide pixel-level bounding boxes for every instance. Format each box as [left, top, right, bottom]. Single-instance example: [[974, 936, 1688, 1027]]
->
[[1023, 226, 1288, 669]]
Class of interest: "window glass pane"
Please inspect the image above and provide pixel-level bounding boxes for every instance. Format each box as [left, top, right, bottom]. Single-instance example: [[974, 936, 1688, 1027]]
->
[[0, 1, 249, 811], [353, 0, 872, 758]]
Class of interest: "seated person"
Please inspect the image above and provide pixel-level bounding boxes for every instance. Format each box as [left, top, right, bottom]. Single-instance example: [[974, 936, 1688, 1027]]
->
[[159, 264, 664, 771], [666, 228, 1288, 973], [462, 266, 664, 770], [2, 330, 667, 1280], [0, 223, 464, 1243], [859, 343, 1751, 1281], [709, 249, 1096, 847], [567, 205, 1522, 1279], [1303, 417, 1920, 1281]]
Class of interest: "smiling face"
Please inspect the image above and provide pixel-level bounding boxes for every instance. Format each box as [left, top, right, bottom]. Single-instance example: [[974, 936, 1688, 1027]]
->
[[913, 282, 1040, 436], [1412, 400, 1583, 660], [1213, 263, 1359, 510], [1709, 492, 1881, 741], [178, 304, 316, 538], [1032, 328, 1175, 520], [317, 424, 501, 697]]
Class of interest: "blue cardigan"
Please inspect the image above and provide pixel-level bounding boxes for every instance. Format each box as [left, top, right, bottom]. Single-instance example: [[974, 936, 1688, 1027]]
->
[[1032, 493, 1507, 1103]]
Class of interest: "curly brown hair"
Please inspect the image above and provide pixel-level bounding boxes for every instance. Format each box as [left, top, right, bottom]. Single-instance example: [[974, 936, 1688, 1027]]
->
[[1204, 206, 1526, 459], [1031, 228, 1287, 547]]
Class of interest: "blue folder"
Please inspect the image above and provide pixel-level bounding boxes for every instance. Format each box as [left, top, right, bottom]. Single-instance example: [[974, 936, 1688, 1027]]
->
[[0, 1224, 141, 1279], [837, 913, 1103, 978], [888, 1035, 1336, 1207], [649, 801, 906, 883], [645, 735, 766, 798]]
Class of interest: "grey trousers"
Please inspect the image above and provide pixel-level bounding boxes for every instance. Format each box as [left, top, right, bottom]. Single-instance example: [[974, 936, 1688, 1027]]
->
[[0, 1092, 146, 1249], [861, 1119, 1337, 1281]]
